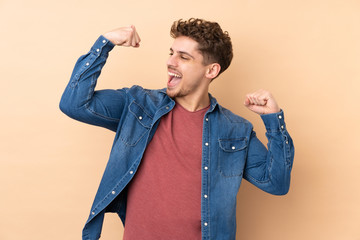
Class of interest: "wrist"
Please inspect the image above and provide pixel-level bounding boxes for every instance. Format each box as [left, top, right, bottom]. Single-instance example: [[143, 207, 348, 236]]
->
[[103, 32, 117, 45], [265, 107, 281, 115]]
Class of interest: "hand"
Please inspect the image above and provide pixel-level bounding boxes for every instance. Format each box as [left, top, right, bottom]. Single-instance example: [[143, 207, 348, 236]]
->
[[103, 25, 141, 47], [244, 89, 281, 115]]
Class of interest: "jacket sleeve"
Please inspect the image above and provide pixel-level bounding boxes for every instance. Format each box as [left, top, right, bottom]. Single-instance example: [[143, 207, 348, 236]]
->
[[59, 35, 127, 132], [243, 110, 295, 195]]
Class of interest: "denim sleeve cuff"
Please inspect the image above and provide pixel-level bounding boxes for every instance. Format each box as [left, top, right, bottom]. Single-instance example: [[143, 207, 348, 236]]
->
[[260, 109, 286, 133], [90, 35, 115, 56]]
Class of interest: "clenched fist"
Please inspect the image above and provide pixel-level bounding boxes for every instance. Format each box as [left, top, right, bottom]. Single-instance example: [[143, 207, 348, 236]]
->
[[103, 25, 141, 47], [244, 89, 281, 115]]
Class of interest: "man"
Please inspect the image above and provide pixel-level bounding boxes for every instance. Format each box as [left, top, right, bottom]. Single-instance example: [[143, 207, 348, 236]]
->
[[60, 18, 294, 240]]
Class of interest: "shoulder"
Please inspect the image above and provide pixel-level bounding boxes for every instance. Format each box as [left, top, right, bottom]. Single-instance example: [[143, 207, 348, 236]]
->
[[217, 104, 253, 127], [123, 86, 172, 112], [124, 85, 167, 101]]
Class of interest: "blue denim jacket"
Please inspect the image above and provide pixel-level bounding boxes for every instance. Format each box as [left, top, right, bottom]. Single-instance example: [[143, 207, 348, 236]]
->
[[60, 36, 294, 240]]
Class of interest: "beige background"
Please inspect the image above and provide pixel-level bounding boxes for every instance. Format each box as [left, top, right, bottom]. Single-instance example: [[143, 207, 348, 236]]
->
[[1, 0, 359, 239]]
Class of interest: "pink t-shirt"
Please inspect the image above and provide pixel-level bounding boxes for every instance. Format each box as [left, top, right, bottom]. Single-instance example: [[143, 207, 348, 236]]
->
[[123, 103, 209, 240]]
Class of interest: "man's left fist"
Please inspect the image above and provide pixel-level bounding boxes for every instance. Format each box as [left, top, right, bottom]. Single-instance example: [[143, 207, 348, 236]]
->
[[244, 89, 281, 115]]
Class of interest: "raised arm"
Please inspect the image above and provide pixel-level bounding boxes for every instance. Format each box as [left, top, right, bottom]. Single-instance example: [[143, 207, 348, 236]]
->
[[103, 25, 141, 47], [243, 90, 295, 195], [59, 26, 141, 132]]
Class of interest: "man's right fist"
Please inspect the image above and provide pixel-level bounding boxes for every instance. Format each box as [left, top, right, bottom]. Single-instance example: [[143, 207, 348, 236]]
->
[[103, 25, 141, 47]]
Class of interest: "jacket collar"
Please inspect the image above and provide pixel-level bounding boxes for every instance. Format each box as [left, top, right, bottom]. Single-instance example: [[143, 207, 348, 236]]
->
[[159, 88, 219, 113]]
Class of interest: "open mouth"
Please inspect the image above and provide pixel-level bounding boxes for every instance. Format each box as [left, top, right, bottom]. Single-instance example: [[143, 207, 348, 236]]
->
[[167, 71, 182, 88]]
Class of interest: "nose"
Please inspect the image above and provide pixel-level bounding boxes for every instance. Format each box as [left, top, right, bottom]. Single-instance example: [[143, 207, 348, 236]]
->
[[167, 54, 177, 67]]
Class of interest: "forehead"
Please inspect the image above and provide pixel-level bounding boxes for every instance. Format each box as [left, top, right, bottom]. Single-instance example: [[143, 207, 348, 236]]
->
[[171, 36, 201, 55]]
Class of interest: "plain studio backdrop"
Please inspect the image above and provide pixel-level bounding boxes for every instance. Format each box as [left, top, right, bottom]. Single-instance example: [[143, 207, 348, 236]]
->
[[0, 0, 359, 239]]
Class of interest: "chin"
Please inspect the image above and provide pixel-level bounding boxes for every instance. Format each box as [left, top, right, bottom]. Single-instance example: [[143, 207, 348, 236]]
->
[[166, 88, 176, 98], [166, 84, 190, 99]]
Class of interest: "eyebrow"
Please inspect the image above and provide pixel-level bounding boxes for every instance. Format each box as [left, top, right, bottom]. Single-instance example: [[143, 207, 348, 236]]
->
[[170, 48, 195, 59]]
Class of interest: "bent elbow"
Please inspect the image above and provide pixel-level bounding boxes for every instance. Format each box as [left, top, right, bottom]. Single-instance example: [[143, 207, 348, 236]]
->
[[59, 97, 72, 117], [273, 185, 290, 196], [271, 179, 291, 196], [59, 96, 81, 119]]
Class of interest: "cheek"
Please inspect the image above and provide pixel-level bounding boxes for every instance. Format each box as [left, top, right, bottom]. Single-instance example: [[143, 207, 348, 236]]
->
[[193, 69, 207, 81], [187, 65, 206, 77]]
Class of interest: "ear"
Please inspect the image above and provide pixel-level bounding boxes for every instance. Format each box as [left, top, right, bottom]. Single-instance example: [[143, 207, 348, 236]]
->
[[205, 63, 221, 80]]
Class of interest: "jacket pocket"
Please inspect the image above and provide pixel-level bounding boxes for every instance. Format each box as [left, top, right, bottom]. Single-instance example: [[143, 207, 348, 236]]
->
[[119, 101, 153, 146], [218, 138, 247, 177]]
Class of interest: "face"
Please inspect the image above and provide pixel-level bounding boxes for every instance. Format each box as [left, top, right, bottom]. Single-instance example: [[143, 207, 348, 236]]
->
[[166, 36, 210, 99]]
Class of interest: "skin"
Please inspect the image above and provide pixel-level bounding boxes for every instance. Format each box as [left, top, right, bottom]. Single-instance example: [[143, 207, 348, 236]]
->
[[166, 36, 220, 111], [103, 25, 281, 114]]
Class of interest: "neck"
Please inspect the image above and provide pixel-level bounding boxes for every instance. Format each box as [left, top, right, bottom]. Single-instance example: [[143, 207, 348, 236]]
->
[[174, 91, 210, 112]]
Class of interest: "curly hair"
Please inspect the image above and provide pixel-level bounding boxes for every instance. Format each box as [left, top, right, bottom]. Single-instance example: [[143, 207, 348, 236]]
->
[[170, 18, 233, 77]]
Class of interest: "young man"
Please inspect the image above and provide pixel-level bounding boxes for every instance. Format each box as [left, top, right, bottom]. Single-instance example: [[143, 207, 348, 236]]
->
[[60, 18, 294, 240]]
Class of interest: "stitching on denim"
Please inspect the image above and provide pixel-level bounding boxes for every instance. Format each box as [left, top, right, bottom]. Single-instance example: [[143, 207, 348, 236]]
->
[[220, 106, 247, 124], [220, 170, 243, 178], [266, 129, 281, 133], [267, 139, 273, 173], [244, 172, 271, 184], [268, 154, 273, 176], [281, 131, 293, 166], [84, 99, 120, 122], [85, 106, 120, 122], [244, 145, 271, 184], [218, 138, 247, 178], [70, 78, 78, 88], [201, 113, 211, 239], [117, 101, 152, 146], [90, 187, 121, 221], [90, 164, 136, 220], [82, 75, 120, 122], [83, 225, 90, 240], [218, 138, 248, 152], [204, 116, 211, 238], [85, 74, 96, 104], [99, 55, 107, 61], [129, 101, 154, 121], [119, 127, 148, 146], [77, 54, 98, 82]]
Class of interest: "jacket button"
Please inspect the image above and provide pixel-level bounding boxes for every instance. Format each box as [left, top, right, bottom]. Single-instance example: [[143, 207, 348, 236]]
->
[[112, 191, 116, 195]]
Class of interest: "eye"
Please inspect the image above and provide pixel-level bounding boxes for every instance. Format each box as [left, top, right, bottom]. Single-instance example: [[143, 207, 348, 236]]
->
[[180, 55, 189, 60]]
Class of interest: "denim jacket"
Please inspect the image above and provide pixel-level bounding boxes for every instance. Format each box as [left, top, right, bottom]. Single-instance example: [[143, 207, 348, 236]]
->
[[59, 36, 294, 240]]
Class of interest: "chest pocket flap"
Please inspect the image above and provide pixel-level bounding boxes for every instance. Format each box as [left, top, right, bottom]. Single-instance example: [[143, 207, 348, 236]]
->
[[219, 138, 247, 152], [119, 101, 153, 146], [218, 138, 248, 177], [129, 101, 153, 128]]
